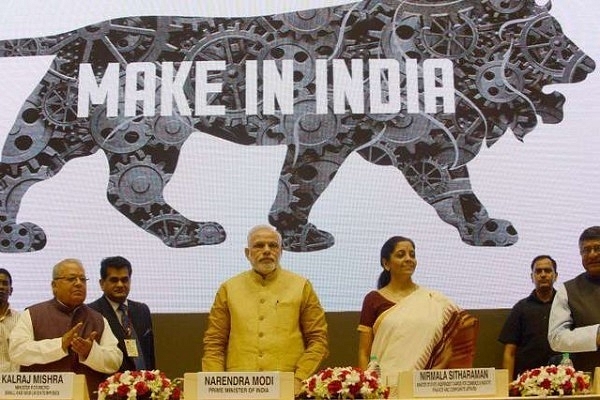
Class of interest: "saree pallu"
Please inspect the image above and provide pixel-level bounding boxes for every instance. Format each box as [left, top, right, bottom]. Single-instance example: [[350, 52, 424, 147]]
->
[[371, 287, 477, 387]]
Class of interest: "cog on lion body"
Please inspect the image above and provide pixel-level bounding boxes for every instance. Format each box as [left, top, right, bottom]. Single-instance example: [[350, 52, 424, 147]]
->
[[0, 0, 595, 253]]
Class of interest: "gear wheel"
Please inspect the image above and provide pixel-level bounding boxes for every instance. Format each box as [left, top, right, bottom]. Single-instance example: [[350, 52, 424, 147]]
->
[[0, 221, 46, 253], [183, 24, 270, 127], [402, 158, 450, 202], [41, 17, 172, 80], [274, 95, 349, 154], [260, 37, 335, 91], [472, 218, 519, 246], [374, 2, 479, 60], [40, 79, 81, 130], [418, 11, 478, 59], [270, 173, 301, 216], [1, 99, 53, 164], [245, 115, 285, 145], [108, 155, 171, 213], [0, 166, 50, 252], [484, 0, 526, 14], [363, 111, 438, 156], [357, 143, 397, 166], [0, 38, 43, 56], [474, 59, 526, 104], [518, 13, 585, 82], [152, 115, 194, 149], [268, 8, 342, 40], [90, 106, 153, 154]]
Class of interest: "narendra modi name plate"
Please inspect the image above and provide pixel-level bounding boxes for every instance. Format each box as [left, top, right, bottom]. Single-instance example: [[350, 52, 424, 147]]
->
[[186, 371, 294, 400], [0, 372, 75, 399], [412, 368, 496, 397]]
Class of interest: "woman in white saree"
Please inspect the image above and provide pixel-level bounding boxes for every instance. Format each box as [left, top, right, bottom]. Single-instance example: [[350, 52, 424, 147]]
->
[[357, 236, 478, 392]]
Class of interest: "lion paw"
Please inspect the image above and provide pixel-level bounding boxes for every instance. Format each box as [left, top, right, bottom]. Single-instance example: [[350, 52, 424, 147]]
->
[[281, 223, 335, 252], [466, 218, 518, 246], [143, 213, 226, 248], [0, 222, 46, 253], [196, 222, 226, 245]]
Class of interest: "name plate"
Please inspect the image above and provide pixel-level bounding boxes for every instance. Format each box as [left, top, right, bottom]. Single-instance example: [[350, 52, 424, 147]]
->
[[413, 368, 496, 397], [198, 372, 281, 399], [0, 373, 74, 399]]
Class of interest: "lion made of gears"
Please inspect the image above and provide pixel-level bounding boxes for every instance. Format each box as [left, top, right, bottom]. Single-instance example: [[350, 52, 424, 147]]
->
[[0, 0, 595, 253]]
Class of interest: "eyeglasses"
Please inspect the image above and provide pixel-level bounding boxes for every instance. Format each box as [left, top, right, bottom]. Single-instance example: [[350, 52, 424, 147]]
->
[[581, 245, 600, 255], [54, 276, 89, 284]]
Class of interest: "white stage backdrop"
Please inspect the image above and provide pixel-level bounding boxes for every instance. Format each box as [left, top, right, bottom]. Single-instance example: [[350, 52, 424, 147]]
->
[[0, 0, 598, 312]]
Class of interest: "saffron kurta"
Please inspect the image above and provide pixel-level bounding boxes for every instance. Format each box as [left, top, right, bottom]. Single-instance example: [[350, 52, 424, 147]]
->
[[202, 268, 328, 380]]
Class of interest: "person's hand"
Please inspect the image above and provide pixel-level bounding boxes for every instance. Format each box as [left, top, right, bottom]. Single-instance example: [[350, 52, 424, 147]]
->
[[61, 322, 98, 359], [294, 377, 303, 395], [70, 330, 98, 359], [61, 322, 83, 352]]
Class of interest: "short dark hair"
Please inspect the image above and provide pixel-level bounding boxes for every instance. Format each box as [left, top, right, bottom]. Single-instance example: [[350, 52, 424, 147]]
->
[[0, 268, 12, 285], [579, 226, 600, 246], [100, 256, 132, 279], [377, 236, 416, 289], [530, 255, 557, 273]]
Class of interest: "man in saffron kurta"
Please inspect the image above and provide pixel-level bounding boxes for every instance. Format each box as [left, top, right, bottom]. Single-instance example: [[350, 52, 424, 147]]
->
[[9, 259, 122, 399], [202, 225, 329, 394]]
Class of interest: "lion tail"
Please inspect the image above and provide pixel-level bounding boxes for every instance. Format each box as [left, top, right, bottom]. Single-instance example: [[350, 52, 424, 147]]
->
[[0, 36, 61, 58]]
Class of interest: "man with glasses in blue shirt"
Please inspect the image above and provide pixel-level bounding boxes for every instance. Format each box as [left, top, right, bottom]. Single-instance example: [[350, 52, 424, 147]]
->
[[9, 258, 122, 399], [548, 226, 600, 372]]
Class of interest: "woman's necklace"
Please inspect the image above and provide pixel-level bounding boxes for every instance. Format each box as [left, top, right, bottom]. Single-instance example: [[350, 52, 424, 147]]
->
[[380, 284, 418, 302]]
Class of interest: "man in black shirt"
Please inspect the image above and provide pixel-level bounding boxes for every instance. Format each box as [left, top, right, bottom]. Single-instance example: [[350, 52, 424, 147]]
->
[[499, 255, 560, 380]]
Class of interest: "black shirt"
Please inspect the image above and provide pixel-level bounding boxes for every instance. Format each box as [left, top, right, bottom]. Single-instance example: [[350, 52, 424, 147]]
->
[[498, 289, 559, 380]]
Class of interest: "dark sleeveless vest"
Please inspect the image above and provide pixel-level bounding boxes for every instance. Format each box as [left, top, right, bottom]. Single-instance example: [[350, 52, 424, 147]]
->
[[21, 299, 108, 399], [564, 273, 600, 372]]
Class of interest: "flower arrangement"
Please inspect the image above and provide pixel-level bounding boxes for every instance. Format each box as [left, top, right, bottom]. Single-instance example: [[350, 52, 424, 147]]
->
[[509, 365, 591, 397], [297, 366, 389, 399], [97, 370, 182, 400]]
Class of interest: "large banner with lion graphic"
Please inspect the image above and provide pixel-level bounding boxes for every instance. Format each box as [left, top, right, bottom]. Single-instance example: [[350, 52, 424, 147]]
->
[[0, 0, 598, 312]]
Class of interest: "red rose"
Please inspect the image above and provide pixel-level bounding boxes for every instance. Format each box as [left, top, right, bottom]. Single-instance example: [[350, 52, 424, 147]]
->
[[383, 387, 390, 398], [530, 369, 541, 377], [308, 377, 317, 391], [509, 386, 521, 397], [563, 379, 573, 395], [576, 375, 589, 389], [171, 386, 182, 400], [144, 370, 156, 380], [327, 380, 342, 394], [540, 378, 551, 389], [349, 383, 361, 396], [367, 377, 379, 390], [116, 384, 130, 397], [321, 369, 333, 380], [134, 381, 150, 395], [546, 366, 557, 374]]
